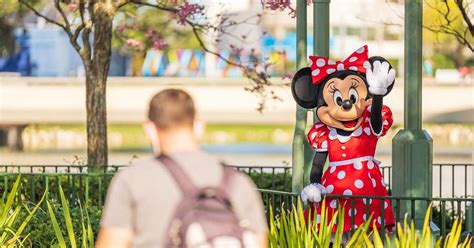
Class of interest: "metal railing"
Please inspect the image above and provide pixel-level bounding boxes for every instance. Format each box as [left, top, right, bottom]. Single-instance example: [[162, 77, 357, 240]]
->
[[0, 164, 472, 238], [232, 163, 473, 198], [0, 164, 474, 202], [258, 189, 474, 239]]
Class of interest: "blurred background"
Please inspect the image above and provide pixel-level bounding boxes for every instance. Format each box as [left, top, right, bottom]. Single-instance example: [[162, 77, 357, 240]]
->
[[0, 0, 472, 166]]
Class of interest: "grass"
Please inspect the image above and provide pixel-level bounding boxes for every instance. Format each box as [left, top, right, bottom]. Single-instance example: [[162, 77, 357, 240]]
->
[[268, 199, 472, 248]]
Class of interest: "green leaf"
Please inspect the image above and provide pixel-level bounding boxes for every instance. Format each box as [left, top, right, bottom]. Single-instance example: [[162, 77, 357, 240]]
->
[[59, 185, 76, 248], [47, 201, 66, 248]]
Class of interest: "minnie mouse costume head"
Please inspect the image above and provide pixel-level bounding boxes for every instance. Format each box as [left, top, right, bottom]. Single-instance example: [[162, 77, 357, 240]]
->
[[293, 45, 397, 232]]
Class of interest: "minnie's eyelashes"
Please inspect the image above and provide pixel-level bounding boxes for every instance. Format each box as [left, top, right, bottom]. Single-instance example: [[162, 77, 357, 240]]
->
[[350, 80, 360, 88], [329, 84, 338, 93]]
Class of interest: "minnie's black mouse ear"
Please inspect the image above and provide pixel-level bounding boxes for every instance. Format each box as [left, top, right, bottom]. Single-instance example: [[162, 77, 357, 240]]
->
[[291, 67, 319, 109]]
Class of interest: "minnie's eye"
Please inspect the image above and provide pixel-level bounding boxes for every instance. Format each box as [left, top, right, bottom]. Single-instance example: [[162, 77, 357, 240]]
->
[[333, 91, 343, 106], [349, 88, 359, 104]]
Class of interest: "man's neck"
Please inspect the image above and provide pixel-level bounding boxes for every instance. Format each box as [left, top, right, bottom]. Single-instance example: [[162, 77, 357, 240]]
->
[[157, 128, 200, 155]]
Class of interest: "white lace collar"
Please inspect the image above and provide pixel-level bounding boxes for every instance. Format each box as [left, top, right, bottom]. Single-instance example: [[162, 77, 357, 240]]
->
[[328, 125, 363, 143]]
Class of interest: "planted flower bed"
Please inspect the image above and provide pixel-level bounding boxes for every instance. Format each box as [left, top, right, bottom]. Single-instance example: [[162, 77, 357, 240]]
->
[[0, 164, 472, 247]]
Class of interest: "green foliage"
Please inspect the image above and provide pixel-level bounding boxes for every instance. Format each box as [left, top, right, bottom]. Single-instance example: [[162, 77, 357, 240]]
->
[[431, 53, 456, 70], [16, 201, 101, 248], [248, 171, 292, 192], [0, 175, 46, 247], [268, 201, 472, 248]]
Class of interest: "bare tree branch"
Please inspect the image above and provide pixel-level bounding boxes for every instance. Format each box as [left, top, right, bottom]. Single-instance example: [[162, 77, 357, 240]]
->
[[455, 0, 474, 36]]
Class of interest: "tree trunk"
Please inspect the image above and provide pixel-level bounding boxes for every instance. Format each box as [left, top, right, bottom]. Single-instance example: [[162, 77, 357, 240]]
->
[[85, 14, 113, 166]]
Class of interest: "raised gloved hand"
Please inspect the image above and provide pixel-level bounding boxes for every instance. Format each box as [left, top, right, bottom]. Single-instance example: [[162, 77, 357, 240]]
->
[[365, 60, 396, 95], [300, 183, 326, 203]]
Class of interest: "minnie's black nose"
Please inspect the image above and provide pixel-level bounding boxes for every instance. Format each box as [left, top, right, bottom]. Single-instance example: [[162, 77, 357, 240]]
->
[[342, 100, 353, 111]]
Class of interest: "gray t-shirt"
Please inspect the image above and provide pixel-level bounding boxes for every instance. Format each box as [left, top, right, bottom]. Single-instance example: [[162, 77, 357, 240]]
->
[[100, 151, 267, 247]]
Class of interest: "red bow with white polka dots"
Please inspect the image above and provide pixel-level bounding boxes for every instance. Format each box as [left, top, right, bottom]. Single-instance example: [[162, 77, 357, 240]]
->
[[309, 45, 370, 85]]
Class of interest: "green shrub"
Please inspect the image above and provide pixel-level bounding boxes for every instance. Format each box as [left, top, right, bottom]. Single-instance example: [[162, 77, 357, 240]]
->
[[268, 200, 472, 248], [1, 176, 46, 247]]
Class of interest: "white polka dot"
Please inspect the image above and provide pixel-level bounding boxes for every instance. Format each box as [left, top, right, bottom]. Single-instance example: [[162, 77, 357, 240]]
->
[[310, 131, 318, 140], [312, 69, 320, 76], [349, 66, 358, 71], [319, 132, 325, 137], [356, 46, 365, 53], [348, 208, 357, 217], [326, 68, 336, 74], [354, 179, 364, 189], [353, 162, 363, 170], [383, 120, 389, 126], [330, 166, 336, 173], [328, 60, 336, 65], [367, 105, 372, 112], [330, 199, 337, 209], [322, 179, 326, 184], [342, 153, 347, 158], [337, 171, 346, 179], [353, 224, 358, 229], [321, 140, 328, 149], [316, 58, 326, 67], [377, 216, 382, 224], [364, 127, 371, 135], [371, 178, 377, 187], [365, 117, 370, 123], [367, 160, 375, 169], [315, 123, 324, 128], [381, 179, 386, 187], [363, 61, 371, 69], [363, 214, 367, 220], [368, 172, 372, 179], [384, 200, 389, 209], [337, 63, 345, 71], [343, 189, 352, 196], [363, 198, 372, 205], [341, 146, 346, 150], [326, 184, 334, 193], [349, 56, 358, 62]]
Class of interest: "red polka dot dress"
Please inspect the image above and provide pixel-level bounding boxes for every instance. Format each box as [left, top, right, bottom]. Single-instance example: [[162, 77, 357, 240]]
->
[[305, 105, 395, 232]]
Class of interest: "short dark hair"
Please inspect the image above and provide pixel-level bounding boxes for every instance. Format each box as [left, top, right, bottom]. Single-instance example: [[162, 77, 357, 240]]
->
[[148, 89, 195, 129]]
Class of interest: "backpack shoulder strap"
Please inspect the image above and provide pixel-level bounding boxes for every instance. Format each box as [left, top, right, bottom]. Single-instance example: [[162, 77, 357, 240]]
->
[[157, 155, 198, 195]]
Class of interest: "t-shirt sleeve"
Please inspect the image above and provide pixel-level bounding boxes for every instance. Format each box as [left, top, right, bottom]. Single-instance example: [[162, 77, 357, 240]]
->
[[307, 121, 328, 151], [369, 105, 393, 137], [230, 173, 267, 235], [100, 171, 134, 229]]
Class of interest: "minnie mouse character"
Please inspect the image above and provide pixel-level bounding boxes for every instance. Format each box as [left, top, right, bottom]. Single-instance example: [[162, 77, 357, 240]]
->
[[292, 45, 395, 232]]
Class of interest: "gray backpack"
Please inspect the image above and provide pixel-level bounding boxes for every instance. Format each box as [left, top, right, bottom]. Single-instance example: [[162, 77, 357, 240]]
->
[[157, 155, 259, 248]]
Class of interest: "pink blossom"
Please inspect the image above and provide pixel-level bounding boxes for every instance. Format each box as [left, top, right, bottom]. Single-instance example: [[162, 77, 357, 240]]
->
[[265, 0, 312, 17], [126, 39, 143, 50], [151, 36, 168, 50], [175, 2, 202, 25]]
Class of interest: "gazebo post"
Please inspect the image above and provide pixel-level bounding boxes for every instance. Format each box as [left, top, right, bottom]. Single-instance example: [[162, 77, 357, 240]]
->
[[303, 0, 331, 185], [292, 0, 308, 193], [392, 0, 433, 228], [292, 0, 331, 192]]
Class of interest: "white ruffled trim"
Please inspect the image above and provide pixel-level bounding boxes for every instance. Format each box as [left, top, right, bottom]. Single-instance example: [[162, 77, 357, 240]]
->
[[328, 125, 363, 143]]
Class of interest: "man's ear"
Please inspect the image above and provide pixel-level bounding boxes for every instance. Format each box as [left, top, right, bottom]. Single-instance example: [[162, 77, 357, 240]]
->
[[368, 56, 395, 96], [291, 67, 320, 109], [193, 119, 206, 140]]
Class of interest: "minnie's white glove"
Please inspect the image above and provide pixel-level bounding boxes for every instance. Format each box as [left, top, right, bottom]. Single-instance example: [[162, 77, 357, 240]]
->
[[300, 183, 326, 203], [365, 60, 396, 95]]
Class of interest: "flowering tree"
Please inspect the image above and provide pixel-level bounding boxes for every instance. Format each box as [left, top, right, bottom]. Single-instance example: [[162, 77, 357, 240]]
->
[[19, 0, 296, 165]]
